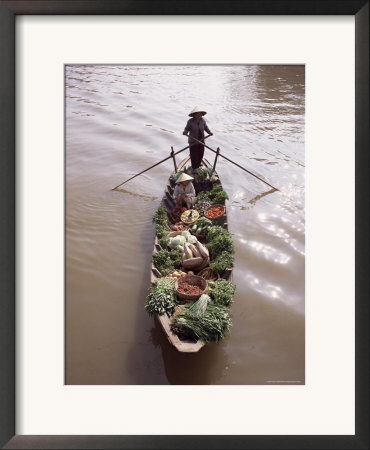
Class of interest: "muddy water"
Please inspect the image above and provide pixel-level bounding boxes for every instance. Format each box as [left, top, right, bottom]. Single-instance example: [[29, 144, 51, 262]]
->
[[65, 65, 305, 385]]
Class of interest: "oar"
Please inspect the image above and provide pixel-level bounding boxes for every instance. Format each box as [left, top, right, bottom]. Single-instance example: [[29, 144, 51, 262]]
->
[[189, 136, 279, 191], [111, 135, 211, 190]]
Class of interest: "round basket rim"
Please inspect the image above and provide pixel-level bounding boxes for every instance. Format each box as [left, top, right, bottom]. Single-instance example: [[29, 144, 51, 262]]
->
[[197, 267, 220, 281], [180, 209, 200, 224], [175, 274, 208, 301], [204, 203, 226, 219]]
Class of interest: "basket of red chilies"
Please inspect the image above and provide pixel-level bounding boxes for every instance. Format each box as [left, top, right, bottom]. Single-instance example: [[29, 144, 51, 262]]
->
[[175, 274, 208, 301]]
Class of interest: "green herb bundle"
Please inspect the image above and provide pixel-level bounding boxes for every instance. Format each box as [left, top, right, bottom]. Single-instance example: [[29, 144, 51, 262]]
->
[[152, 206, 169, 227], [152, 248, 182, 276], [158, 234, 169, 249], [206, 225, 229, 241], [156, 277, 176, 290], [209, 279, 236, 307], [187, 294, 211, 317], [196, 184, 229, 205], [206, 232, 234, 258], [155, 224, 170, 239], [209, 251, 234, 273], [145, 279, 178, 316], [171, 303, 232, 343], [194, 167, 210, 182]]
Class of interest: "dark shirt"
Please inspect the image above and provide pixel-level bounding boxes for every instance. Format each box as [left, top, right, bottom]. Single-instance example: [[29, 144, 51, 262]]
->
[[183, 117, 211, 144]]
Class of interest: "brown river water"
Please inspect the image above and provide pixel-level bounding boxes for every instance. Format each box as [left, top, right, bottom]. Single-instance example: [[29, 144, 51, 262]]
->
[[65, 65, 305, 385]]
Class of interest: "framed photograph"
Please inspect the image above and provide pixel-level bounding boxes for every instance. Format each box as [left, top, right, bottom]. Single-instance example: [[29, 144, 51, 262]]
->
[[1, 1, 368, 449]]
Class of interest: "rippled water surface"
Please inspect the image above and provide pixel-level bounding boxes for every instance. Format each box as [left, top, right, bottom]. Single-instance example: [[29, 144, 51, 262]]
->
[[66, 65, 305, 384]]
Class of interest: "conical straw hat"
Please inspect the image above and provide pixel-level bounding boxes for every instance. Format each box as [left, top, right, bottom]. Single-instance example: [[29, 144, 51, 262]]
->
[[176, 173, 194, 183], [189, 106, 207, 117]]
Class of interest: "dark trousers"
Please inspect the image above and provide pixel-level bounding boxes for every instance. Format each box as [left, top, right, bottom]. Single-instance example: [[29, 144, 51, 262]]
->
[[190, 143, 204, 169]]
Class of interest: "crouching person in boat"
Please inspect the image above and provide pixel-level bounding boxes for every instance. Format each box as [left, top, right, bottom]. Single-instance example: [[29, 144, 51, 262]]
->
[[183, 106, 213, 169], [173, 173, 196, 209]]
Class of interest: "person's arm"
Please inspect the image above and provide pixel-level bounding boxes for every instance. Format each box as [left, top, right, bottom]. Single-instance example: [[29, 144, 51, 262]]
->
[[183, 119, 191, 135], [204, 120, 213, 136]]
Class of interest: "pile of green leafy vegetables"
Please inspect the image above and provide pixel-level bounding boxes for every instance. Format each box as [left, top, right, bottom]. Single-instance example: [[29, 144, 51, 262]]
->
[[152, 206, 171, 248], [205, 225, 235, 274], [145, 277, 178, 316], [196, 184, 229, 205], [152, 248, 182, 276], [208, 279, 236, 307], [171, 302, 232, 343]]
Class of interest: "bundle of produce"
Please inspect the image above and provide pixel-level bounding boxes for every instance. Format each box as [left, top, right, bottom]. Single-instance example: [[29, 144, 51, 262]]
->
[[170, 221, 189, 232], [145, 277, 178, 317], [171, 303, 232, 343], [205, 226, 234, 274], [187, 294, 211, 317], [180, 209, 200, 225], [208, 279, 236, 307], [209, 251, 234, 274], [181, 240, 210, 270], [166, 270, 187, 279], [194, 201, 210, 216], [190, 217, 213, 237], [158, 233, 170, 249], [206, 228, 234, 257], [170, 206, 187, 223], [193, 167, 211, 182], [152, 206, 170, 228], [195, 184, 229, 205], [152, 248, 182, 276], [168, 234, 187, 252]]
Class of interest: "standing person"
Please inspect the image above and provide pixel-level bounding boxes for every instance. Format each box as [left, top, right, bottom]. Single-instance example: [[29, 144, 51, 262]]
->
[[183, 106, 213, 169], [173, 173, 196, 209]]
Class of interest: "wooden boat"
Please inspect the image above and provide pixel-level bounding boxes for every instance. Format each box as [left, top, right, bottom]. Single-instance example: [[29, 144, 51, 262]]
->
[[150, 156, 233, 353]]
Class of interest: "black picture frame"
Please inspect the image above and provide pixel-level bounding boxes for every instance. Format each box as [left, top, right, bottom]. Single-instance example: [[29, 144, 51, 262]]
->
[[0, 1, 368, 449]]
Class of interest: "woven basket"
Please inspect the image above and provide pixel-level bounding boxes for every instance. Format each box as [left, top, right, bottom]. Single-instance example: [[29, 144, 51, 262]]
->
[[175, 275, 208, 301], [204, 204, 226, 220], [197, 267, 220, 281]]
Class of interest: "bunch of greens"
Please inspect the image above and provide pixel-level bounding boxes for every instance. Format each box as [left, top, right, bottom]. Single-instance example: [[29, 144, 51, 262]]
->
[[209, 251, 234, 273], [158, 233, 170, 249], [155, 224, 169, 239], [187, 294, 211, 317], [194, 167, 210, 182], [152, 248, 182, 276], [152, 206, 169, 227], [153, 206, 170, 244], [190, 216, 213, 235], [145, 278, 178, 316], [196, 190, 212, 204], [171, 303, 232, 343], [209, 184, 229, 203], [206, 225, 227, 241], [208, 279, 236, 307], [156, 277, 176, 290], [195, 184, 229, 205], [206, 228, 234, 258]]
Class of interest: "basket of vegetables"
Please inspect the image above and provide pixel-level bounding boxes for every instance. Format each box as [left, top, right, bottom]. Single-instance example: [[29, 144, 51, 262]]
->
[[175, 274, 208, 301], [204, 204, 226, 221], [180, 209, 200, 225]]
